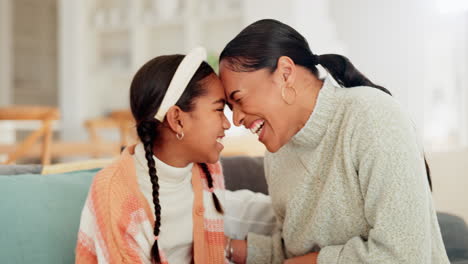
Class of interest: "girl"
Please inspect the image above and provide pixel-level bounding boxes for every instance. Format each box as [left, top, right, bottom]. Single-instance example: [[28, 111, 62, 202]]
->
[[76, 47, 231, 264], [220, 19, 450, 264]]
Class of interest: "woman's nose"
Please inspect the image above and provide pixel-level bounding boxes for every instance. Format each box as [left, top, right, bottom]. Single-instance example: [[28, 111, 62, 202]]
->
[[232, 106, 245, 127], [222, 114, 231, 130]]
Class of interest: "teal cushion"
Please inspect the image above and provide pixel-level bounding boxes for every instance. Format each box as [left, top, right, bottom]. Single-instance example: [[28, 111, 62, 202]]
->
[[0, 169, 98, 264]]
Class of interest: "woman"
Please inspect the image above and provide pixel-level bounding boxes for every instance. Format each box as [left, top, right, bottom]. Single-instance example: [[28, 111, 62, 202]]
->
[[76, 47, 230, 263], [220, 19, 449, 264]]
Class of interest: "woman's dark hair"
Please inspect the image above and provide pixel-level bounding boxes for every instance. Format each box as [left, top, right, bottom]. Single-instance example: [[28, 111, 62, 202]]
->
[[220, 18, 432, 191], [130, 55, 223, 264]]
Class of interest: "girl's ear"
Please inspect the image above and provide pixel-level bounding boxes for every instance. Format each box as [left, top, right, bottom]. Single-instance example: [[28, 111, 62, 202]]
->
[[164, 106, 185, 135]]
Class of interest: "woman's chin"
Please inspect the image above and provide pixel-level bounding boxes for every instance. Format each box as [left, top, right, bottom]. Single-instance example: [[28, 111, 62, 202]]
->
[[258, 123, 283, 153], [264, 139, 282, 153]]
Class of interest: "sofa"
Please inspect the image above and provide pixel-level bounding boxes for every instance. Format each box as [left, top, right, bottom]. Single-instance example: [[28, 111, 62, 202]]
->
[[1, 157, 467, 263]]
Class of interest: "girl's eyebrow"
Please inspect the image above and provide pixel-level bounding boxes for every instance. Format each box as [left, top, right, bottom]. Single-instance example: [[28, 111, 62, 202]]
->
[[212, 98, 226, 105]]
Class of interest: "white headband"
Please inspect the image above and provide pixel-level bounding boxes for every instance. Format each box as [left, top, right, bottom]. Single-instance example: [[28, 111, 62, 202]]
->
[[154, 47, 207, 121]]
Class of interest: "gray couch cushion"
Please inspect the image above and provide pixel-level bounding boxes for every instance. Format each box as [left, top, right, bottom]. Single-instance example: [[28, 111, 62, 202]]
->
[[0, 164, 43, 175], [437, 212, 468, 262], [221, 156, 268, 194]]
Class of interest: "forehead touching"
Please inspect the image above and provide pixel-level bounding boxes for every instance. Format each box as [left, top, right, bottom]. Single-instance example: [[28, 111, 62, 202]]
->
[[193, 73, 226, 106]]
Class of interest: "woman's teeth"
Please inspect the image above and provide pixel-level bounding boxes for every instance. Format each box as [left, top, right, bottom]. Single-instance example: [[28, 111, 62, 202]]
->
[[216, 137, 224, 144], [250, 120, 265, 136]]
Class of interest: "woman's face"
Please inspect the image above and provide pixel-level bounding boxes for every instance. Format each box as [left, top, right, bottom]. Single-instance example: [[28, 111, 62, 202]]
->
[[219, 61, 296, 153], [182, 74, 231, 163]]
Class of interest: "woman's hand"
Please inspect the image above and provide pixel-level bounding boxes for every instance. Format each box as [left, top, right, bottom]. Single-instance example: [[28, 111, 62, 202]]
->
[[283, 252, 319, 264]]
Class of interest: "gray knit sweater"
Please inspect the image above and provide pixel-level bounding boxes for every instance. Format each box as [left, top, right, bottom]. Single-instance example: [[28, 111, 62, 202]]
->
[[246, 76, 450, 264]]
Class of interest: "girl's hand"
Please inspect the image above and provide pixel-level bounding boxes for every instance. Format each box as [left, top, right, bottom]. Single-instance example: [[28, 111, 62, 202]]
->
[[230, 239, 247, 264], [283, 252, 319, 264]]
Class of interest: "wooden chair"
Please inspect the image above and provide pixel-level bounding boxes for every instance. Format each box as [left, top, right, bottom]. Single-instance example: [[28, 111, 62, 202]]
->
[[109, 109, 136, 149], [0, 107, 138, 165], [84, 109, 136, 157], [0, 106, 59, 165]]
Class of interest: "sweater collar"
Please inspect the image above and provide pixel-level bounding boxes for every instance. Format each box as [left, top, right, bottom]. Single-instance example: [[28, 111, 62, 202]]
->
[[134, 143, 193, 185], [290, 74, 340, 149]]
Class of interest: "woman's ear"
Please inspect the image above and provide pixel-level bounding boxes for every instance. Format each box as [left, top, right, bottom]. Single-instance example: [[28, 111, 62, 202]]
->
[[164, 105, 185, 134], [276, 56, 296, 87]]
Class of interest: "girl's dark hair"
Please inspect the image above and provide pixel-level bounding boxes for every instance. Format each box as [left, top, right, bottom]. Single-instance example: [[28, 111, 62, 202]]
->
[[220, 18, 432, 191], [130, 55, 223, 264]]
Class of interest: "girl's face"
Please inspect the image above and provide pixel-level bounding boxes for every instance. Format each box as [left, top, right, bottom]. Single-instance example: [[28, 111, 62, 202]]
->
[[219, 62, 296, 153], [182, 74, 231, 164]]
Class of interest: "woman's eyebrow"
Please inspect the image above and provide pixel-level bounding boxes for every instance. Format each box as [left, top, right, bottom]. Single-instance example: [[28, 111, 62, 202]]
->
[[229, 90, 240, 101]]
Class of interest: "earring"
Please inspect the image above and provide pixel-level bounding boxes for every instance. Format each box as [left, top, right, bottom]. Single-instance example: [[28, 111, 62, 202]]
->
[[281, 85, 297, 105], [176, 131, 184, 140]]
